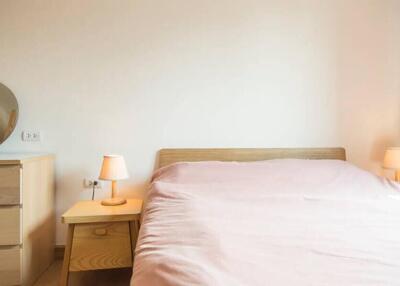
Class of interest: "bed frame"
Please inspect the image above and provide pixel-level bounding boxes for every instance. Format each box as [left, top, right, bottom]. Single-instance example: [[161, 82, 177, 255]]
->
[[157, 148, 346, 168]]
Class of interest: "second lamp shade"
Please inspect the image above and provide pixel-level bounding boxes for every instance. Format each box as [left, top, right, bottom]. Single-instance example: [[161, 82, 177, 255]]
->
[[99, 155, 129, 181], [383, 147, 400, 170]]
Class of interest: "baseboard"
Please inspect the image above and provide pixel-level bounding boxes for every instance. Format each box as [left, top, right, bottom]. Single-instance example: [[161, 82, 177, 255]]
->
[[55, 245, 65, 260]]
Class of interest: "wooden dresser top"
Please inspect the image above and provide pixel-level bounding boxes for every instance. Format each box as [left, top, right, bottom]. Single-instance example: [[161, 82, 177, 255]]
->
[[0, 153, 54, 165]]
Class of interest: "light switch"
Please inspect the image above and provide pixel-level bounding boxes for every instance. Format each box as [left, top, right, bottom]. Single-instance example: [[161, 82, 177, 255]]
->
[[22, 131, 41, 142]]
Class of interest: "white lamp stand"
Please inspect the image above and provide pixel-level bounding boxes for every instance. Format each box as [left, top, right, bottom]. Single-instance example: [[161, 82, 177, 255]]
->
[[99, 155, 129, 206], [383, 147, 400, 183]]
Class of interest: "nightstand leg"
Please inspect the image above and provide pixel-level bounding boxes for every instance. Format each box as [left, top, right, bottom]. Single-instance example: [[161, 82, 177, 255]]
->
[[59, 224, 75, 286], [129, 220, 140, 264]]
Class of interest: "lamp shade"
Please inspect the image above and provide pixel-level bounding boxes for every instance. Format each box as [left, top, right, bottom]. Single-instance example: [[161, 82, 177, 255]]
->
[[99, 155, 129, 181], [383, 147, 400, 169]]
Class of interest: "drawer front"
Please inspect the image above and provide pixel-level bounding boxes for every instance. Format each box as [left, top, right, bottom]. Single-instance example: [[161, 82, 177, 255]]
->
[[0, 206, 20, 245], [0, 246, 21, 286], [0, 165, 21, 205], [70, 222, 132, 271]]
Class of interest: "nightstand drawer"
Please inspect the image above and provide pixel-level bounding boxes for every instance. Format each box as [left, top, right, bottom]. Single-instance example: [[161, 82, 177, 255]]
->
[[0, 246, 21, 286], [0, 206, 20, 245], [0, 165, 21, 205], [70, 222, 132, 271]]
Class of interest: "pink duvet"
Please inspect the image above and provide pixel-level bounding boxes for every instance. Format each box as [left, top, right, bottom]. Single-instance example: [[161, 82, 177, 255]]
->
[[132, 160, 400, 285]]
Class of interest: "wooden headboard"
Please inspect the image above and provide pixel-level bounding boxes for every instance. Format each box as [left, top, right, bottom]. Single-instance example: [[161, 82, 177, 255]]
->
[[157, 148, 346, 168]]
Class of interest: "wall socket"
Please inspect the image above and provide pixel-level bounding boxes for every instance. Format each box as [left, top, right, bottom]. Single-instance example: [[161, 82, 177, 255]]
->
[[22, 131, 41, 142], [83, 179, 102, 189]]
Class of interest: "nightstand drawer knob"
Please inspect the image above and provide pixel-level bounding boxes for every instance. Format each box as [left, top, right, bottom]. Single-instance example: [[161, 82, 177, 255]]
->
[[94, 228, 108, 236]]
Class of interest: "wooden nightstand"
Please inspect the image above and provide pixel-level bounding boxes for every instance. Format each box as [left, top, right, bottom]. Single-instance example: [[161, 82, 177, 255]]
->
[[60, 199, 142, 286]]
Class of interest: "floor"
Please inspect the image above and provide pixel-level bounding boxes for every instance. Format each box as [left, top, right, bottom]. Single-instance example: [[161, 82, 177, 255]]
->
[[34, 260, 132, 286]]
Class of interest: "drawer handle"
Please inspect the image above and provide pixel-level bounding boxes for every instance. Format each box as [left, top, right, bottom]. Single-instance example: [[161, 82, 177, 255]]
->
[[94, 229, 108, 236]]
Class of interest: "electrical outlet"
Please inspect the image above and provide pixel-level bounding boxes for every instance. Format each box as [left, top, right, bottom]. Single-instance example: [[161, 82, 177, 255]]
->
[[22, 131, 41, 142], [83, 179, 102, 189]]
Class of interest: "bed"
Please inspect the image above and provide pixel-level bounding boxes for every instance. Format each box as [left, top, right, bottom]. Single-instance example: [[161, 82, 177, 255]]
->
[[132, 148, 400, 285]]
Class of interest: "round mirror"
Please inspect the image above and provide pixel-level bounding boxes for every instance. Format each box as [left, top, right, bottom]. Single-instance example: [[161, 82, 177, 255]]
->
[[0, 83, 18, 144]]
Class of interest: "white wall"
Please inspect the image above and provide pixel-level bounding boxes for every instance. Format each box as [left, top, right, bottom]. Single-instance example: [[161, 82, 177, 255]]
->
[[336, 0, 400, 175], [0, 0, 398, 244]]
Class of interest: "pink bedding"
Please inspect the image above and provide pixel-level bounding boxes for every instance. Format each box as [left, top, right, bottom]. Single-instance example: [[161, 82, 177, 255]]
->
[[132, 160, 400, 285]]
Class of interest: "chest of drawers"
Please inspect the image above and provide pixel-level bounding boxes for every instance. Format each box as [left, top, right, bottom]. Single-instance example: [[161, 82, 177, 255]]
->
[[0, 154, 54, 286]]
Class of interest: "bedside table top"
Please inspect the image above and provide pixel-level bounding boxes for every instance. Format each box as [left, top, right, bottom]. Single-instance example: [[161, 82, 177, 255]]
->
[[62, 199, 143, 224]]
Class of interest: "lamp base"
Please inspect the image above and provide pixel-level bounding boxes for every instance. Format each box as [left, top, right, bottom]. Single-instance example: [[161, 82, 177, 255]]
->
[[395, 170, 400, 183], [101, 197, 127, 206]]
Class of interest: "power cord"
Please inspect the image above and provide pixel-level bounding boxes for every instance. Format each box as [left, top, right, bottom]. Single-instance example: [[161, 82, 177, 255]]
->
[[92, 181, 99, 200]]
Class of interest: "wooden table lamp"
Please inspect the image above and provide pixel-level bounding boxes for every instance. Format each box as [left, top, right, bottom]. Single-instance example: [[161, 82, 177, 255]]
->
[[383, 147, 400, 182], [99, 155, 129, 206]]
